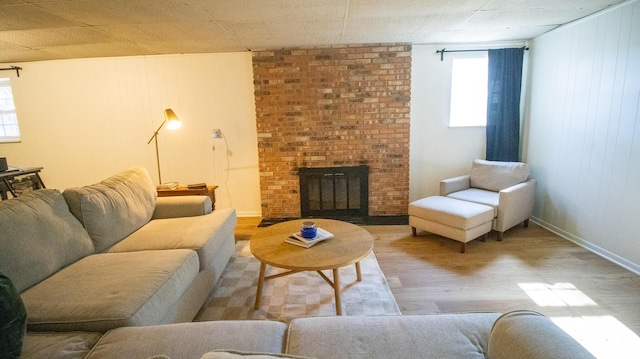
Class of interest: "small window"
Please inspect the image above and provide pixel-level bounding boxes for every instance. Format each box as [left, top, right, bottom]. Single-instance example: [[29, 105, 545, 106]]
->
[[0, 78, 20, 143], [449, 56, 488, 127]]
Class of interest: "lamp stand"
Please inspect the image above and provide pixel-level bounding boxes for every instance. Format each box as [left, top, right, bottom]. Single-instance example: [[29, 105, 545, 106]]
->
[[153, 135, 162, 184]]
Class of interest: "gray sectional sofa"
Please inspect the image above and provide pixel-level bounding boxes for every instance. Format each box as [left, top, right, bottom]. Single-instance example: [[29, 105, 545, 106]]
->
[[1, 166, 594, 358], [19, 311, 595, 359], [0, 166, 237, 333]]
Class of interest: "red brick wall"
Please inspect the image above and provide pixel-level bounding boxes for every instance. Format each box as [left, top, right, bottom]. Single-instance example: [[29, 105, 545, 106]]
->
[[252, 44, 411, 219]]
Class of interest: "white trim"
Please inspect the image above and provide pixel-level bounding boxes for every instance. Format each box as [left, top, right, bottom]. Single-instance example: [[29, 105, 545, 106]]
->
[[419, 41, 528, 50], [236, 211, 262, 217], [534, 0, 639, 41], [531, 217, 640, 275]]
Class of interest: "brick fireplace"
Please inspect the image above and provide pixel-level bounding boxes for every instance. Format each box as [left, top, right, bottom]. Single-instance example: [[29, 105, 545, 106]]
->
[[252, 44, 411, 220]]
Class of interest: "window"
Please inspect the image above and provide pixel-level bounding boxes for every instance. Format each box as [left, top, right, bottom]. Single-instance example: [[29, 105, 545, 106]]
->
[[0, 78, 20, 143], [449, 55, 488, 127]]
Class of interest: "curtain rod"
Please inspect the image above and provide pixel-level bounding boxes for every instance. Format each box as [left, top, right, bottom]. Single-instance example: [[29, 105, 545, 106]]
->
[[436, 47, 528, 61], [0, 66, 22, 77]]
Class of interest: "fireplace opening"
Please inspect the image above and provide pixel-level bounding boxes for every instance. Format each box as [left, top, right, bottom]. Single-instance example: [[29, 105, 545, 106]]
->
[[298, 166, 369, 218]]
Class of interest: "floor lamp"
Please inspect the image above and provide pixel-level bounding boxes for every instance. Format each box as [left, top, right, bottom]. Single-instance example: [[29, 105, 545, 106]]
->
[[147, 109, 182, 184]]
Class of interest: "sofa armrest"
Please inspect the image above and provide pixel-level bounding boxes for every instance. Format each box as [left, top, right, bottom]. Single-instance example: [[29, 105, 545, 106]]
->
[[488, 310, 595, 359], [440, 175, 470, 196], [496, 180, 536, 232], [152, 196, 212, 219]]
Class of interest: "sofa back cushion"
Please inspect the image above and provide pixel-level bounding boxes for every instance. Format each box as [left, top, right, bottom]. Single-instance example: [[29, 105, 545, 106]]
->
[[0, 189, 94, 292], [469, 159, 530, 192], [62, 166, 157, 252]]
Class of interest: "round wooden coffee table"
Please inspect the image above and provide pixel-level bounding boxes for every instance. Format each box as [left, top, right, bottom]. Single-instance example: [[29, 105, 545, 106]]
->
[[250, 219, 374, 315]]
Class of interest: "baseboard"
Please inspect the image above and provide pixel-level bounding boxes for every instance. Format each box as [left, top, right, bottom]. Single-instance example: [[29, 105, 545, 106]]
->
[[235, 211, 262, 217], [531, 217, 640, 275], [258, 215, 409, 227]]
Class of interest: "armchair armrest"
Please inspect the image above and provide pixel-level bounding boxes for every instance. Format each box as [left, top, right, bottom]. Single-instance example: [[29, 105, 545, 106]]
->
[[152, 196, 212, 219], [496, 180, 537, 232], [440, 175, 470, 196]]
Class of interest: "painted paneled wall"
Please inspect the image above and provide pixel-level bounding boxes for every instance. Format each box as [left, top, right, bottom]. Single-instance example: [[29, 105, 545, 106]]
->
[[526, 0, 640, 272], [0, 53, 262, 216]]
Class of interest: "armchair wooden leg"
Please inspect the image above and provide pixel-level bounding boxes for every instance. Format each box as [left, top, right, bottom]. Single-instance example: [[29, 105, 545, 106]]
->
[[497, 231, 503, 241], [411, 227, 417, 236], [480, 234, 487, 242], [524, 219, 530, 228], [460, 243, 465, 253]]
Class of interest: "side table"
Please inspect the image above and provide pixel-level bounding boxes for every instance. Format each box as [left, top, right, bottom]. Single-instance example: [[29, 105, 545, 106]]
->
[[0, 166, 46, 200], [156, 185, 218, 211]]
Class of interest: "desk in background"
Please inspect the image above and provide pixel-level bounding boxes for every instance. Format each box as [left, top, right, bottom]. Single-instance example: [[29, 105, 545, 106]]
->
[[0, 167, 45, 200]]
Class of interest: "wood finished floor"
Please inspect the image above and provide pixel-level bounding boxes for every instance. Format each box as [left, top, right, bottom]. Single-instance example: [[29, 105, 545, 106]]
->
[[235, 217, 640, 354]]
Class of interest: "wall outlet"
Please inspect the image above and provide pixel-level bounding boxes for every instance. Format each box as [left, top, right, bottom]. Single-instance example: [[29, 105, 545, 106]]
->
[[212, 129, 222, 138]]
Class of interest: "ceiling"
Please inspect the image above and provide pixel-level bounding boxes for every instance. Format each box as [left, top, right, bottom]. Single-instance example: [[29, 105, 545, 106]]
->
[[0, 0, 627, 63]]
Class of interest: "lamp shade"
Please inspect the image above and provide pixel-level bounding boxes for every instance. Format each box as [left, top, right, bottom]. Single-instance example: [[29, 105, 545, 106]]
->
[[164, 109, 182, 130], [148, 108, 183, 184]]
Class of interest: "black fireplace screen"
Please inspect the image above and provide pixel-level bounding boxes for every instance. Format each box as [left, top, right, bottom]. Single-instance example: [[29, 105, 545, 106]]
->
[[298, 166, 369, 218]]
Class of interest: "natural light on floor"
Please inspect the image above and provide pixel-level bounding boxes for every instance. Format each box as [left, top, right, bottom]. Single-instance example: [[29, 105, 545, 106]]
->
[[519, 283, 640, 358], [518, 282, 597, 307]]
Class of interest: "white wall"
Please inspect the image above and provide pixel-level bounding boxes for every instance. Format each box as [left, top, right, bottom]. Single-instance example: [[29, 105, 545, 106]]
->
[[409, 45, 486, 201], [4, 46, 489, 218], [525, 0, 640, 272], [0, 52, 262, 216]]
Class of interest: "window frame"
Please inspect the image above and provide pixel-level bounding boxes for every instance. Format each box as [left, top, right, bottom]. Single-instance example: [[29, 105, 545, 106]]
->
[[448, 52, 488, 128], [0, 77, 21, 143]]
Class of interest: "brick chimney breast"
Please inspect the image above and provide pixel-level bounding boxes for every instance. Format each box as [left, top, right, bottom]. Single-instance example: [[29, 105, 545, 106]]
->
[[253, 44, 411, 219]]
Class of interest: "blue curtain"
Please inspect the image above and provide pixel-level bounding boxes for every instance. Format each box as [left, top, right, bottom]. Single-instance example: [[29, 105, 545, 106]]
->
[[486, 48, 525, 162]]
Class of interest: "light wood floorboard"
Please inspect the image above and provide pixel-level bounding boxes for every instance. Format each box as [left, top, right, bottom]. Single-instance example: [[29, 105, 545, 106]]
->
[[235, 217, 640, 342]]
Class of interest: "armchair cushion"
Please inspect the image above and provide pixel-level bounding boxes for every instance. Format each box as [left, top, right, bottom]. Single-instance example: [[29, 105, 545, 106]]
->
[[470, 159, 530, 192], [446, 189, 499, 217]]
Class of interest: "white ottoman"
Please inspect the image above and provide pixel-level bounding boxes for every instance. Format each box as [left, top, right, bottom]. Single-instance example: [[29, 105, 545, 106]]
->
[[409, 196, 494, 253]]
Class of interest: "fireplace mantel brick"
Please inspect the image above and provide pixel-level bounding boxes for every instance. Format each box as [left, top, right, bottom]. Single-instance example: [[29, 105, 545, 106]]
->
[[253, 44, 411, 219]]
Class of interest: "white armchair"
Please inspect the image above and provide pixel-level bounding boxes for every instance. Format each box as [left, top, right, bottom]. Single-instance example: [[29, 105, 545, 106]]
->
[[440, 159, 536, 241]]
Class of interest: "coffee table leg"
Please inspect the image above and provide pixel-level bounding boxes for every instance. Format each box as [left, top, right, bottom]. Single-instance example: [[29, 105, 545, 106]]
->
[[255, 262, 266, 309], [333, 268, 342, 315], [355, 261, 362, 281]]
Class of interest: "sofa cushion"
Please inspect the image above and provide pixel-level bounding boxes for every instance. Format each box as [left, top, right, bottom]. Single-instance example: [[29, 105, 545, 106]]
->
[[63, 166, 157, 252], [153, 196, 212, 218], [85, 321, 287, 358], [21, 249, 199, 333], [202, 350, 312, 359], [488, 310, 595, 359], [22, 332, 102, 359], [469, 159, 530, 192], [108, 208, 237, 270], [286, 313, 501, 359], [0, 189, 94, 292]]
